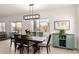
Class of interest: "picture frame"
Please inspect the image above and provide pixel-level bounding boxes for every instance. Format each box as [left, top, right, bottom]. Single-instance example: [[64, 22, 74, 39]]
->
[[54, 20, 70, 30]]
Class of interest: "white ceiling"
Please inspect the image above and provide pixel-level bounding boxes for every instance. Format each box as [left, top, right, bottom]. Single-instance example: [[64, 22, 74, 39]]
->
[[0, 4, 74, 18]]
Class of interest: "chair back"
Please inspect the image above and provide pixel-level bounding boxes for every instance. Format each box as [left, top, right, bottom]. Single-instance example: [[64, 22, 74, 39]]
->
[[21, 35, 29, 44], [31, 32, 36, 36], [37, 32, 43, 37], [14, 34, 22, 44], [47, 34, 51, 46]]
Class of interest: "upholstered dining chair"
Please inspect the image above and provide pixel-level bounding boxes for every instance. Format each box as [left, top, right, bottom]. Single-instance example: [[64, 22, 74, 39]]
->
[[39, 34, 51, 54], [21, 35, 34, 54], [37, 32, 43, 37], [14, 34, 23, 53], [30, 32, 36, 36]]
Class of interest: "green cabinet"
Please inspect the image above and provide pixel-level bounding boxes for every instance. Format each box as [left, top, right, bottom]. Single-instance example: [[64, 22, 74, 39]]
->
[[53, 33, 75, 49], [53, 34, 59, 47], [66, 34, 75, 49]]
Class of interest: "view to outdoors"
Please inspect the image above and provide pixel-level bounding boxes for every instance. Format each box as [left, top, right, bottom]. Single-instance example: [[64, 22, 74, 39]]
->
[[31, 19, 49, 32], [0, 22, 5, 32], [11, 22, 22, 34]]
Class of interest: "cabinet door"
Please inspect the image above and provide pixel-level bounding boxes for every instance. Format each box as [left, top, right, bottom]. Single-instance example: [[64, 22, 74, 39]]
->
[[53, 34, 59, 47], [66, 35, 75, 49]]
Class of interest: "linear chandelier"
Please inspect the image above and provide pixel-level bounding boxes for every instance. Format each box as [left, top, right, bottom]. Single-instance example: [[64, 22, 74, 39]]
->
[[23, 4, 40, 20]]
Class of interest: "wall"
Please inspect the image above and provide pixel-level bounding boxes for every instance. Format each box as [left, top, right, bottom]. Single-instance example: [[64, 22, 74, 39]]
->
[[0, 5, 78, 48], [21, 20, 32, 34], [76, 5, 79, 49], [39, 5, 77, 47], [0, 15, 23, 34], [39, 5, 76, 34]]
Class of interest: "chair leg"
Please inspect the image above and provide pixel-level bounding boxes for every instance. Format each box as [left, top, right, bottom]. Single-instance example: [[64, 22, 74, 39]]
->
[[20, 45, 24, 54], [49, 47, 51, 52], [15, 45, 17, 52], [22, 46, 24, 54], [46, 47, 49, 54], [14, 43, 17, 52], [27, 46, 29, 54], [20, 46, 21, 54], [38, 46, 40, 54], [25, 47, 29, 54], [10, 40, 12, 47]]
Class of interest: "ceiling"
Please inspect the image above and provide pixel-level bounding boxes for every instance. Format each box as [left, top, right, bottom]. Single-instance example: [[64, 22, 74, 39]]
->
[[0, 4, 74, 18]]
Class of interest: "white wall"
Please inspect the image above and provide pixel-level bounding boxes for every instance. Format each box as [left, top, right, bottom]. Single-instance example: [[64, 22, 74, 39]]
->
[[39, 5, 77, 47], [0, 5, 78, 48], [0, 5, 76, 34], [38, 5, 76, 34], [0, 15, 23, 34], [76, 5, 79, 49], [22, 20, 32, 35]]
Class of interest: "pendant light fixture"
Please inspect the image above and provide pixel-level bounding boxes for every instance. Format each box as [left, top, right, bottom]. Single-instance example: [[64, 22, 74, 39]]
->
[[23, 4, 40, 20]]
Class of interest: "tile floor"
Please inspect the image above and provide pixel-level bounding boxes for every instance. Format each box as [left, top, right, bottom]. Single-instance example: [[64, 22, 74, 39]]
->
[[0, 39, 79, 54]]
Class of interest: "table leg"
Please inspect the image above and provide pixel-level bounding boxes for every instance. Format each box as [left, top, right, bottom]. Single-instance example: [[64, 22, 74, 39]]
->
[[33, 43, 40, 54]]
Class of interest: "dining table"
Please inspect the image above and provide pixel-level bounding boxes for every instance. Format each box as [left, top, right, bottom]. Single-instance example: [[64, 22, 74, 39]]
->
[[18, 34, 47, 54], [28, 36, 47, 53], [25, 36, 47, 53]]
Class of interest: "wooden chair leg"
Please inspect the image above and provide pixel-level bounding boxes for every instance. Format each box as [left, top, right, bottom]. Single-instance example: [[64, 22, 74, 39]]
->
[[20, 47, 21, 54], [49, 47, 51, 52], [15, 45, 17, 52], [10, 40, 12, 47], [27, 46, 29, 54], [14, 43, 17, 52], [22, 47, 24, 54], [46, 47, 49, 54], [38, 46, 40, 54], [20, 46, 24, 54]]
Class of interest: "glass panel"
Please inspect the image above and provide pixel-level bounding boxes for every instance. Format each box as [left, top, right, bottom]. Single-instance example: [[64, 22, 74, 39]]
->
[[0, 22, 5, 32], [11, 23, 16, 32], [1, 23, 5, 32], [30, 18, 49, 32], [11, 22, 22, 34], [40, 19, 49, 32], [36, 20, 40, 32], [16, 22, 22, 34], [30, 21, 34, 32], [0, 23, 1, 32]]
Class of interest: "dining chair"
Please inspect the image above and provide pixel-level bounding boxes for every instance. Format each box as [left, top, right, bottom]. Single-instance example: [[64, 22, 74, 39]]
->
[[31, 32, 36, 36], [39, 34, 51, 54], [38, 32, 43, 37], [21, 35, 34, 54], [14, 34, 23, 53]]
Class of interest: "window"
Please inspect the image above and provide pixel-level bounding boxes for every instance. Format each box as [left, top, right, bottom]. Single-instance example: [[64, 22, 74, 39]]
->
[[11, 22, 22, 34], [30, 18, 49, 32], [31, 20, 40, 32], [39, 19, 49, 32], [0, 22, 5, 32]]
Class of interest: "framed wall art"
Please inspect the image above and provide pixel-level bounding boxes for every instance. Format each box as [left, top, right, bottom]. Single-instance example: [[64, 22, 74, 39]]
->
[[54, 20, 70, 30]]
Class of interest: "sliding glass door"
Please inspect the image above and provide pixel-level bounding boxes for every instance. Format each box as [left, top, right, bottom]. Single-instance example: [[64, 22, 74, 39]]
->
[[21, 18, 50, 35], [11, 22, 22, 34], [0, 22, 5, 32], [30, 18, 50, 32]]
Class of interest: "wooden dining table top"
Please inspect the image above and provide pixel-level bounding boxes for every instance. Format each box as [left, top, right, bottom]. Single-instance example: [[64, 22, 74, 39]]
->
[[14, 34, 47, 43], [28, 36, 47, 43], [17, 34, 47, 43]]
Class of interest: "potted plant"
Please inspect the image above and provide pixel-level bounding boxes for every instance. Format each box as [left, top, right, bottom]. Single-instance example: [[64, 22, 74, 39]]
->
[[25, 29, 31, 37], [59, 29, 65, 35], [59, 29, 66, 39]]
